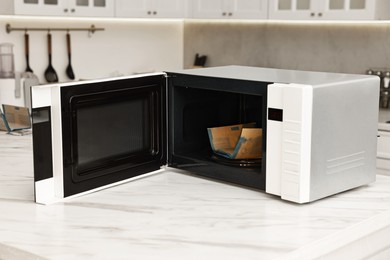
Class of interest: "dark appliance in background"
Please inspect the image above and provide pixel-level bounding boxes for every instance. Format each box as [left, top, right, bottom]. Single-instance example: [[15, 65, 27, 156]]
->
[[193, 53, 207, 68], [367, 69, 390, 109], [32, 66, 379, 204]]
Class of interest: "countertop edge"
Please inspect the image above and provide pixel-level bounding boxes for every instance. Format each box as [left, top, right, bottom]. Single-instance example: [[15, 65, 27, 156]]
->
[[283, 208, 390, 260], [0, 242, 47, 260]]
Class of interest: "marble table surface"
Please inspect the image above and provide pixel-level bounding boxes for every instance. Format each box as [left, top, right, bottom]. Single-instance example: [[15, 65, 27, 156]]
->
[[1, 132, 390, 260]]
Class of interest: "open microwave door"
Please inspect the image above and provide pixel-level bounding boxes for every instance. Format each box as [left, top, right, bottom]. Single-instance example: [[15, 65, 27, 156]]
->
[[32, 73, 167, 204]]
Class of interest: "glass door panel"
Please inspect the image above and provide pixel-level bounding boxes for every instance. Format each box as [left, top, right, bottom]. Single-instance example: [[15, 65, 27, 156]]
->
[[296, 0, 310, 10], [350, 0, 365, 9], [61, 74, 167, 197]]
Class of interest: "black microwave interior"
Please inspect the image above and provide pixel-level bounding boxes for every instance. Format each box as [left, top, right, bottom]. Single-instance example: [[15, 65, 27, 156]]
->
[[168, 74, 269, 190]]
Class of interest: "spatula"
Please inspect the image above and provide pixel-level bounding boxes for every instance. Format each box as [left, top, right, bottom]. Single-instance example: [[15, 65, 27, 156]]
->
[[24, 32, 33, 73], [66, 32, 75, 80], [44, 32, 58, 83]]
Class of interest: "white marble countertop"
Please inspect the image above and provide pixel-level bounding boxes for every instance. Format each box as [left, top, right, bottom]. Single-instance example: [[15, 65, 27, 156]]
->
[[1, 132, 390, 260]]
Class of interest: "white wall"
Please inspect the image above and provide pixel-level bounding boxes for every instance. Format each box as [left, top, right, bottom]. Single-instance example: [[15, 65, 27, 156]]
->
[[0, 16, 184, 83]]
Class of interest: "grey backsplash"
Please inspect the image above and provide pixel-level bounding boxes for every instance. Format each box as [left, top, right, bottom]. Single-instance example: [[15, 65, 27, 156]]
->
[[184, 20, 390, 74]]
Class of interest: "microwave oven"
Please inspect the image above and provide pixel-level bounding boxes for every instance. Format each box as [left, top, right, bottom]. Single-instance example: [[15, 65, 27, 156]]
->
[[31, 66, 379, 204]]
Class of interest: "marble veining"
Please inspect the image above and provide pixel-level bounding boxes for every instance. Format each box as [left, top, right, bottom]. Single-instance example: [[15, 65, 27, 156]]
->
[[1, 132, 390, 259], [0, 132, 34, 202]]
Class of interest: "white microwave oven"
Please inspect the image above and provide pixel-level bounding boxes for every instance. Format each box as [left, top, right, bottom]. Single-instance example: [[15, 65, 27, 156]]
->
[[31, 66, 380, 204]]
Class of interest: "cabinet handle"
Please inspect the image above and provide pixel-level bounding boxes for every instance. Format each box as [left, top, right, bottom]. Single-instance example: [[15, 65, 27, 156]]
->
[[222, 12, 226, 16], [318, 12, 322, 17], [228, 12, 232, 16], [147, 11, 152, 15], [310, 12, 315, 17], [64, 8, 68, 13], [71, 8, 75, 13], [153, 11, 157, 15]]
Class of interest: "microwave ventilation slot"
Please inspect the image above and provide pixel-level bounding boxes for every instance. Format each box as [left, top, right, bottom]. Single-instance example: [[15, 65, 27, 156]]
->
[[326, 151, 366, 175]]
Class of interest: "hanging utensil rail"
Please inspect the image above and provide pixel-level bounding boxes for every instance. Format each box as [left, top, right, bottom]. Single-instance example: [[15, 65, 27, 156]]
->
[[5, 23, 104, 34]]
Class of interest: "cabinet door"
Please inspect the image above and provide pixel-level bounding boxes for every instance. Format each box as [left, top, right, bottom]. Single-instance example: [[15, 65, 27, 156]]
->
[[321, 0, 375, 20], [378, 130, 390, 160], [192, 0, 230, 19], [68, 0, 114, 17], [192, 0, 267, 19], [377, 130, 390, 175], [14, 0, 68, 16], [115, 0, 152, 18], [269, 0, 376, 20], [229, 0, 268, 19], [152, 0, 187, 18], [268, 0, 320, 20]]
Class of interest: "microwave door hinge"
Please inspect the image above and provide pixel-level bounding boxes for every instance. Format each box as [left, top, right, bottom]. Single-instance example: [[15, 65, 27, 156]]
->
[[165, 73, 170, 168], [164, 72, 175, 79]]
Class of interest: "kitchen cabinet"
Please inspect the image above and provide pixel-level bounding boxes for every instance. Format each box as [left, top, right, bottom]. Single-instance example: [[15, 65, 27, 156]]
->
[[13, 0, 114, 17], [378, 130, 390, 176], [268, 0, 390, 20], [191, 0, 268, 19], [115, 0, 188, 18]]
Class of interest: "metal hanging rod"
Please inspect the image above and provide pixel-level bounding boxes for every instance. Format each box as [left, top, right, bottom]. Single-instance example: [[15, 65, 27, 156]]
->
[[6, 23, 104, 34]]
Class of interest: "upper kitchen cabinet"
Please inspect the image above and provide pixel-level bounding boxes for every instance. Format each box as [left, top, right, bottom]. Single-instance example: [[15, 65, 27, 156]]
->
[[268, 0, 315, 19], [268, 0, 390, 20], [191, 0, 268, 19], [115, 0, 189, 18], [13, 0, 114, 17]]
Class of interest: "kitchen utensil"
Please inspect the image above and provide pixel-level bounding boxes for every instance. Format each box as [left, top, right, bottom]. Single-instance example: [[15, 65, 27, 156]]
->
[[24, 32, 33, 73], [44, 32, 58, 83], [0, 43, 15, 78], [65, 32, 75, 80]]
